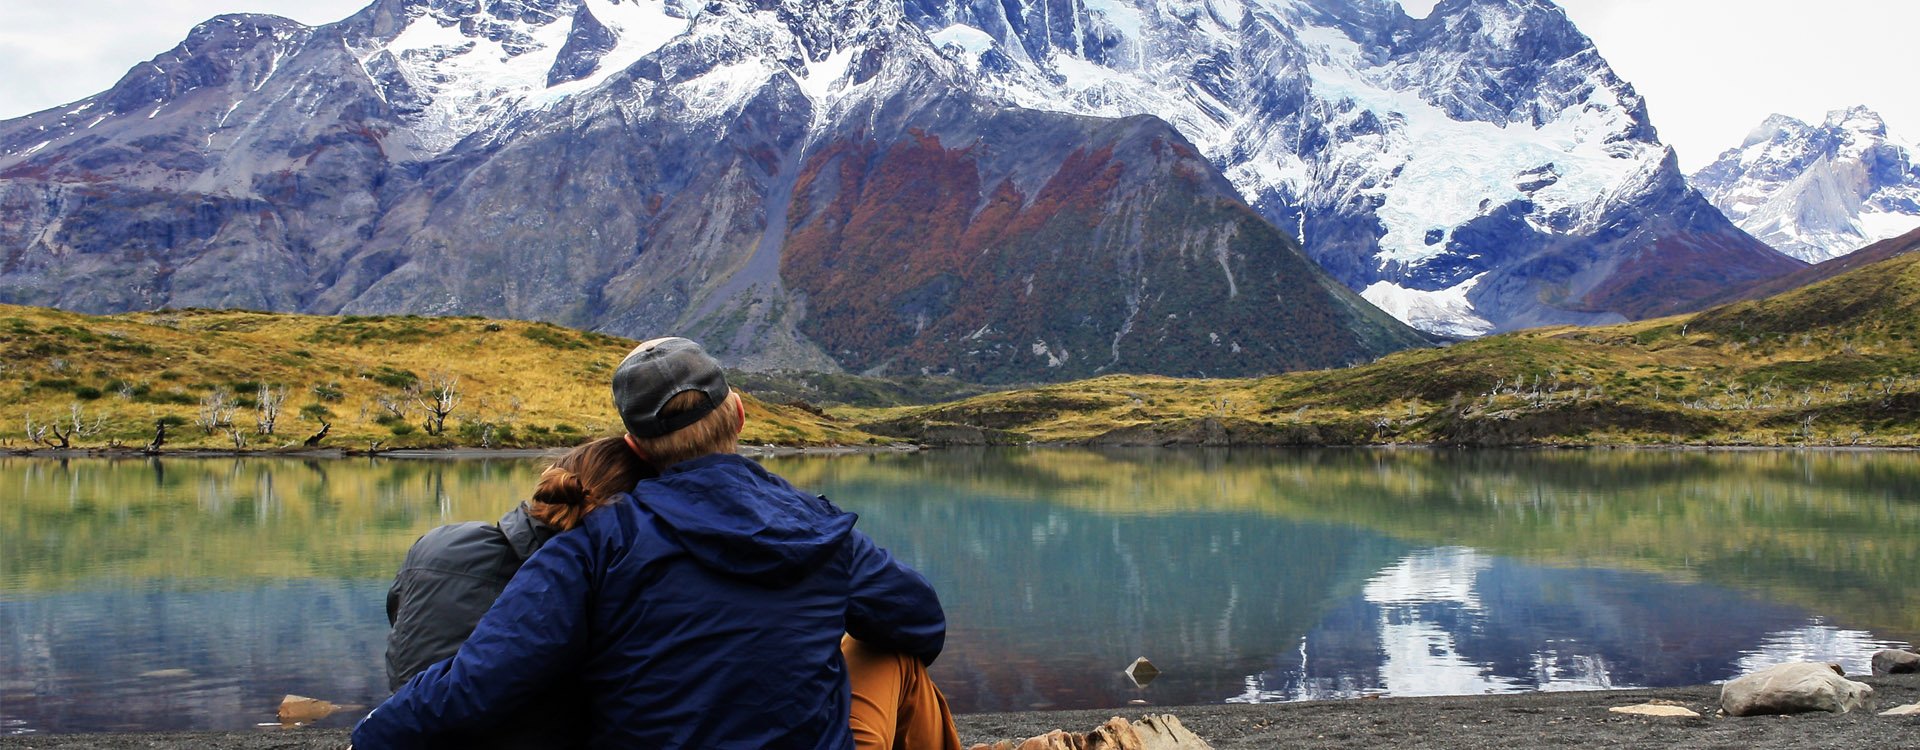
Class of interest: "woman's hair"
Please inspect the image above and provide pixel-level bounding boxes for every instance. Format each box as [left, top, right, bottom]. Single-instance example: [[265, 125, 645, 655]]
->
[[626, 390, 744, 468], [525, 436, 654, 530]]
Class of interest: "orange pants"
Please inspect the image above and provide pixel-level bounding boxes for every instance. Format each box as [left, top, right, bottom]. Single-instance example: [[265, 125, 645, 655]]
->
[[842, 635, 964, 750]]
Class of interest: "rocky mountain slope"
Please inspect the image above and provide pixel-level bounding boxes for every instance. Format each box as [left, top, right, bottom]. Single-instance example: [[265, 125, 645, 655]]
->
[[905, 0, 1800, 336], [0, 0, 1431, 382], [0, 0, 1797, 379], [1691, 106, 1920, 263]]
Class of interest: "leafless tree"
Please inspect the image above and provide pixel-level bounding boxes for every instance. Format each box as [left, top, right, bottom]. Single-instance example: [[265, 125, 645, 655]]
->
[[1797, 413, 1818, 440], [196, 389, 236, 435], [26, 404, 105, 450], [255, 384, 287, 435], [67, 403, 106, 439], [411, 372, 461, 436], [376, 393, 412, 422], [25, 412, 69, 449]]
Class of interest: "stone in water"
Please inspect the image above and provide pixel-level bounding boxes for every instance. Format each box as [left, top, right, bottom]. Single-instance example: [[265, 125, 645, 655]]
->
[[1126, 657, 1161, 688], [278, 694, 340, 724]]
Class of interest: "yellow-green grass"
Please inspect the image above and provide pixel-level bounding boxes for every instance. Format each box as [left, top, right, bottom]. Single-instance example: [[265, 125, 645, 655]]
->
[[0, 305, 878, 451], [856, 248, 1920, 447]]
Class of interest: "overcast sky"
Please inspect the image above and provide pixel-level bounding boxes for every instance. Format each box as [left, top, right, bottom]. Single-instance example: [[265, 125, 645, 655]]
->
[[1, 0, 1913, 172]]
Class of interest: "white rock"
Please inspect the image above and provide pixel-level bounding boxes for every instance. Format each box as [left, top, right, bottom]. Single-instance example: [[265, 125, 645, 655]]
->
[[1719, 662, 1875, 716]]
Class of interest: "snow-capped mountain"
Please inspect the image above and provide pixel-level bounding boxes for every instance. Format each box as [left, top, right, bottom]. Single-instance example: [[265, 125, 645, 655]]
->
[[0, 0, 1796, 379], [1691, 107, 1920, 263], [904, 0, 1799, 336], [0, 0, 1428, 381]]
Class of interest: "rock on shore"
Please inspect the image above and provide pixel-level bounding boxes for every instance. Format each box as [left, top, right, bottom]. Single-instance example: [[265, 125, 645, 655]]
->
[[1719, 662, 1874, 716]]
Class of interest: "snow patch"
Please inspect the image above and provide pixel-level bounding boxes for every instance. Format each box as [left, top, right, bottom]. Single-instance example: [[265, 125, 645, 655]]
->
[[537, 0, 691, 103], [1083, 0, 1145, 42], [374, 1, 696, 151], [1361, 275, 1493, 338], [794, 45, 856, 104], [930, 24, 995, 56], [1308, 59, 1650, 267], [1030, 340, 1069, 367], [383, 11, 570, 151], [675, 60, 776, 122], [1859, 210, 1920, 247]]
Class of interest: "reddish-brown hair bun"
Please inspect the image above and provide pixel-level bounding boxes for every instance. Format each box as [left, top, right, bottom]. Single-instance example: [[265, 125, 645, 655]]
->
[[524, 437, 656, 531]]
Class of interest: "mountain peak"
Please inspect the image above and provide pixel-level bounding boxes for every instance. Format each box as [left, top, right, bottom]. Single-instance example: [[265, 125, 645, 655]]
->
[[1694, 106, 1920, 263], [1825, 105, 1887, 137], [189, 13, 311, 37], [97, 13, 315, 116], [1740, 113, 1811, 149]]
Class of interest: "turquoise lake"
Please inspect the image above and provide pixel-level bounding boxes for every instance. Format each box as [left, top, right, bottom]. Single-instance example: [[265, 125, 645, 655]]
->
[[1, 448, 1915, 734]]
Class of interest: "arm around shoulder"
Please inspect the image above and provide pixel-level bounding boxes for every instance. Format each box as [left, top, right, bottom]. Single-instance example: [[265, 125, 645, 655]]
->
[[843, 529, 946, 665], [352, 530, 597, 747]]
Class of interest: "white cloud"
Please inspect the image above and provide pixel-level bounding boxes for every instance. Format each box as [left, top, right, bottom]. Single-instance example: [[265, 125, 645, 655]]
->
[[0, 1, 365, 118]]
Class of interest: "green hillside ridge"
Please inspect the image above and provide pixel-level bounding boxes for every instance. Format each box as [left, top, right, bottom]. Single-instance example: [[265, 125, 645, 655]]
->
[[10, 240, 1920, 452], [0, 306, 876, 451], [857, 243, 1920, 447]]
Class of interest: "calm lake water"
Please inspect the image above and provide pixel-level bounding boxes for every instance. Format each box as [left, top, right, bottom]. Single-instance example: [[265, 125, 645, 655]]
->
[[2, 448, 1916, 734]]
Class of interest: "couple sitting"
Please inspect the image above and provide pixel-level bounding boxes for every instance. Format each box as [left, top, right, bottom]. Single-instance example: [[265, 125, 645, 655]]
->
[[354, 338, 963, 749]]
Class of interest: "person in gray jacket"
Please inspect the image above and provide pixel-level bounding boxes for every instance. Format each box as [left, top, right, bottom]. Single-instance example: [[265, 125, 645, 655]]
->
[[382, 436, 652, 749]]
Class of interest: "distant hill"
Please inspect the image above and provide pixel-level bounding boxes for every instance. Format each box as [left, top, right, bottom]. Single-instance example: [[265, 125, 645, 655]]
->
[[861, 237, 1920, 448], [1701, 225, 1920, 309], [0, 306, 874, 451]]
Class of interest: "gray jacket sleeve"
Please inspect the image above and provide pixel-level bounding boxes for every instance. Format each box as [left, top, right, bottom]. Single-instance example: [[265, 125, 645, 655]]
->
[[383, 522, 519, 691]]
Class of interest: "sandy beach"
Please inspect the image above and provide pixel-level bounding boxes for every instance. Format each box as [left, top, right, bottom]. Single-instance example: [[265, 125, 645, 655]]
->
[[5, 674, 1915, 749]]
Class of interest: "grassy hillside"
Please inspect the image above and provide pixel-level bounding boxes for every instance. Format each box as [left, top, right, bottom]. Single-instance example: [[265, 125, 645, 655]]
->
[[15, 235, 1920, 453], [859, 244, 1920, 447], [0, 306, 879, 451]]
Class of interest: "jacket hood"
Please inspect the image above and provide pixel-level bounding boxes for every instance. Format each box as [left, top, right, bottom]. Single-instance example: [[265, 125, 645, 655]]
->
[[635, 453, 856, 585], [497, 503, 557, 562]]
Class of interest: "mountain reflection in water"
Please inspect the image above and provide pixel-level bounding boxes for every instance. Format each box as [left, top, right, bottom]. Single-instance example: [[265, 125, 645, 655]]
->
[[2, 448, 1915, 732]]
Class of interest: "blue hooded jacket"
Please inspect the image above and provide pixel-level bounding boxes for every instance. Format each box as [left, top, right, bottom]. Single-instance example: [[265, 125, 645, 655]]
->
[[352, 453, 946, 749]]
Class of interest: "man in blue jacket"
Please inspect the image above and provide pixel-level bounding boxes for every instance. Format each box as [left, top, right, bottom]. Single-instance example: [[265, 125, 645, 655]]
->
[[352, 337, 957, 749]]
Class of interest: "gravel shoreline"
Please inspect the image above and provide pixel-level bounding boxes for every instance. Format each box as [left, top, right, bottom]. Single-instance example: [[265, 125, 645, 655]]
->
[[5, 675, 1915, 749]]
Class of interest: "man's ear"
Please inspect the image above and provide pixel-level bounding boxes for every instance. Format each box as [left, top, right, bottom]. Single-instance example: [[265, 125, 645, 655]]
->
[[623, 433, 648, 460]]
